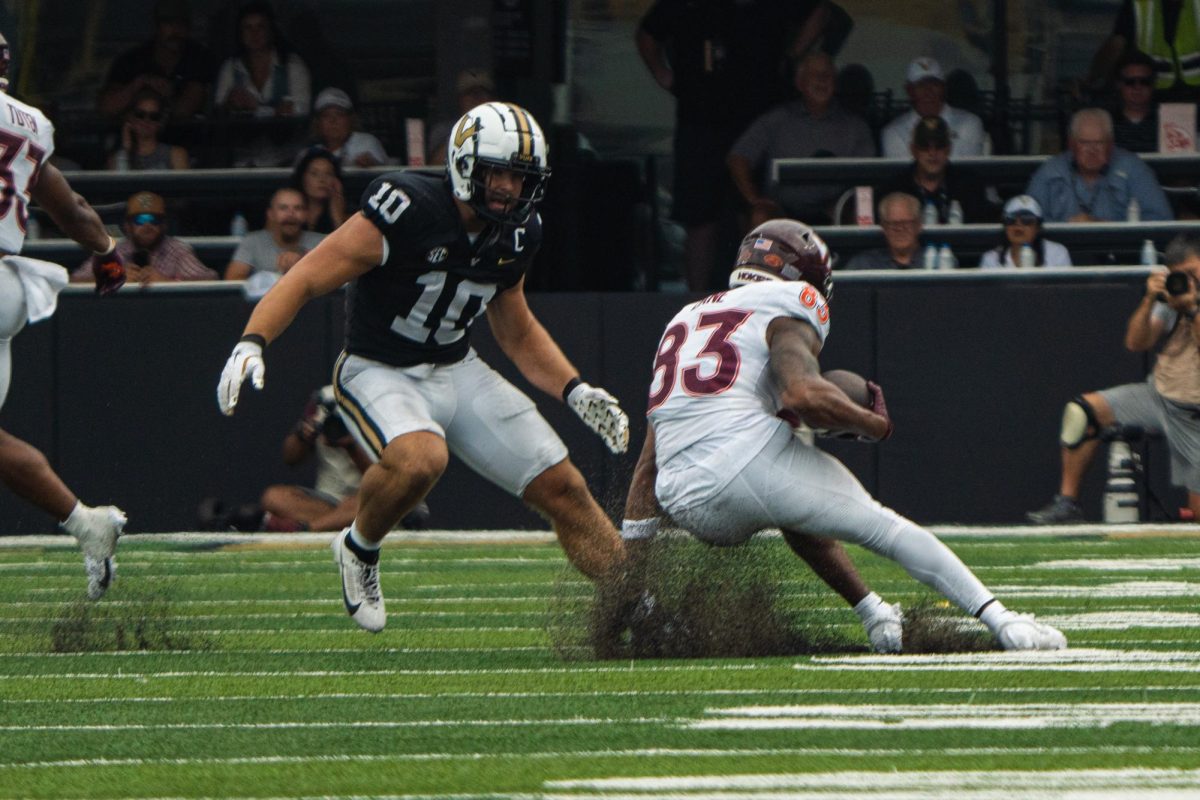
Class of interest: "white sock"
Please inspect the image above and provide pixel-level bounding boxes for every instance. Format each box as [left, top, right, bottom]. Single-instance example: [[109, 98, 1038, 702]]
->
[[977, 600, 1011, 631], [621, 518, 660, 541], [348, 522, 381, 552], [59, 501, 88, 536], [852, 591, 885, 622]]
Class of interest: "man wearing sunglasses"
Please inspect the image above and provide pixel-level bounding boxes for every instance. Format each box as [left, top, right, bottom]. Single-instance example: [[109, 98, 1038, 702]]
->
[[72, 192, 215, 284], [1113, 50, 1160, 153]]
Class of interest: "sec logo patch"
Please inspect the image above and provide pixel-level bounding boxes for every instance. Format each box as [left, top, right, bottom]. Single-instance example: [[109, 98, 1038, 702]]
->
[[426, 246, 449, 264]]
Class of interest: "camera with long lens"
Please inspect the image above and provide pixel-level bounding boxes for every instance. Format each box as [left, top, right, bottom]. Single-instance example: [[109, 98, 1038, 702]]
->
[[1166, 271, 1192, 297]]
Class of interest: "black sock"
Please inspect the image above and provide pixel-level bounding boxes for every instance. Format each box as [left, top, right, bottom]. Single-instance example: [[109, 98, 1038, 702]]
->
[[343, 532, 380, 565]]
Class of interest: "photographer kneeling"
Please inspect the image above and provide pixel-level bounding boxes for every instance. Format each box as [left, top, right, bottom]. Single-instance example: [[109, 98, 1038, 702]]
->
[[1027, 234, 1200, 524]]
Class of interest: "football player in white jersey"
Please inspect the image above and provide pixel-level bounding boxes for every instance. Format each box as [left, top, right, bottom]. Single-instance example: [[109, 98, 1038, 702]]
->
[[621, 219, 1067, 652], [0, 32, 129, 599]]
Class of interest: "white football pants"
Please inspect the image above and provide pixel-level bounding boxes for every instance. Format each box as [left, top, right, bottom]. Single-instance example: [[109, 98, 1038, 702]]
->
[[0, 264, 28, 410], [663, 424, 994, 616]]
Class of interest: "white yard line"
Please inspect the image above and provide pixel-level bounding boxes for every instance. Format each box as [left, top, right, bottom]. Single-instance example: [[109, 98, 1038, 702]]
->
[[692, 702, 1200, 730], [0, 663, 773, 680], [2, 746, 1197, 771], [7, 684, 1198, 704], [545, 767, 1200, 791]]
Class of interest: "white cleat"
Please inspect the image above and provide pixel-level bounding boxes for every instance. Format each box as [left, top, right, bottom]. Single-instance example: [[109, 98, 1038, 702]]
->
[[863, 601, 904, 654], [84, 557, 116, 601], [992, 611, 1067, 651], [70, 506, 125, 600], [331, 529, 385, 633]]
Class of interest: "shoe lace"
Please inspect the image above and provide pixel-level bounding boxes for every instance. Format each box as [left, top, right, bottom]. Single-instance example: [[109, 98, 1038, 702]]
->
[[358, 562, 382, 605]]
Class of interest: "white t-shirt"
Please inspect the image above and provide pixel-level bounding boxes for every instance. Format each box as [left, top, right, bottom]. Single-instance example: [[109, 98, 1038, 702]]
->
[[881, 106, 990, 158], [0, 93, 54, 254], [331, 131, 390, 166], [978, 239, 1073, 268], [648, 280, 830, 510]]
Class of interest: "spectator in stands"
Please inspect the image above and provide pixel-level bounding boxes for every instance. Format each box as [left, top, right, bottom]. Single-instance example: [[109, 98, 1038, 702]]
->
[[875, 115, 994, 224], [223, 187, 324, 298], [214, 1, 311, 118], [71, 192, 215, 284], [97, 0, 214, 121], [306, 88, 388, 167], [1025, 108, 1172, 223], [1027, 233, 1200, 524], [980, 195, 1073, 269], [881, 57, 989, 158], [844, 192, 923, 270], [107, 88, 190, 171], [636, 0, 839, 291], [199, 386, 429, 533], [1113, 50, 1160, 153], [291, 147, 347, 233], [427, 68, 497, 166], [1086, 0, 1200, 103], [727, 51, 875, 228]]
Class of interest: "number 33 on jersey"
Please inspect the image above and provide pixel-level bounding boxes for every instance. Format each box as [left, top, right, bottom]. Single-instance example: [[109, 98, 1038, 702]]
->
[[647, 281, 830, 421]]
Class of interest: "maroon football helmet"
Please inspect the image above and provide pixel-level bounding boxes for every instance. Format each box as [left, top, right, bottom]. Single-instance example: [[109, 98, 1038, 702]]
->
[[729, 219, 833, 302]]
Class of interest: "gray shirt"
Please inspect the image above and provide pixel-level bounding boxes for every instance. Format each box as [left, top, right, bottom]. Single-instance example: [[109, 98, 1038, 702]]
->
[[731, 100, 876, 216], [231, 229, 326, 275], [843, 248, 920, 270]]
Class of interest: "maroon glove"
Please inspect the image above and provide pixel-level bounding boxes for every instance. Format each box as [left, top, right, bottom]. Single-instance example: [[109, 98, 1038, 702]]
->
[[865, 380, 894, 441], [93, 244, 126, 296]]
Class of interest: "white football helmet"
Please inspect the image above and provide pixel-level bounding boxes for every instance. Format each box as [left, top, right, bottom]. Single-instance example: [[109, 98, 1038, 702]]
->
[[447, 101, 550, 225]]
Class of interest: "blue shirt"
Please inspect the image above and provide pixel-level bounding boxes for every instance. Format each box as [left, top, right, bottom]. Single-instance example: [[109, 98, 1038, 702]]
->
[[1025, 147, 1173, 222]]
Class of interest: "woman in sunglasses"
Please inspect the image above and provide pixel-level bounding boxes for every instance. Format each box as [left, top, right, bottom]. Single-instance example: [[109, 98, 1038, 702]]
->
[[108, 88, 189, 171], [980, 194, 1073, 269]]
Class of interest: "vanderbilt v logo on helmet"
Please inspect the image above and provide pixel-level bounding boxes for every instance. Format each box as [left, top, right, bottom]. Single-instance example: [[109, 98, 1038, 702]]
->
[[447, 101, 550, 225], [453, 116, 479, 149]]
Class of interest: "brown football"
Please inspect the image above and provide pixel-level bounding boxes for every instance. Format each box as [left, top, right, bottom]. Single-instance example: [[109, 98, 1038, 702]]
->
[[823, 369, 870, 407]]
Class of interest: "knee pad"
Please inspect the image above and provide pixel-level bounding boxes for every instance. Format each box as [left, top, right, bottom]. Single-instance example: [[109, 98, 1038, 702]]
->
[[1060, 396, 1099, 449]]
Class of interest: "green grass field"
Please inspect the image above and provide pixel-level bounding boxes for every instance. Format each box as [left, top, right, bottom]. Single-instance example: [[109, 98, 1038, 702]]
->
[[2, 529, 1200, 799]]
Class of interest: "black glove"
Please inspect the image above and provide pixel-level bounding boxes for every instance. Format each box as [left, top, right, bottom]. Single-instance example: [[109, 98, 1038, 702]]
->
[[93, 243, 126, 296]]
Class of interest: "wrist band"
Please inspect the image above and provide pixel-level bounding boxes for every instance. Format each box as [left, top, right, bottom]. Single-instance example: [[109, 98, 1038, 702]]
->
[[94, 236, 117, 257], [562, 376, 582, 403], [240, 333, 267, 349]]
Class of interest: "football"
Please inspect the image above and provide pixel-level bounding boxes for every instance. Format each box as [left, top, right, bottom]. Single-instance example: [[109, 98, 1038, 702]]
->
[[823, 369, 870, 407]]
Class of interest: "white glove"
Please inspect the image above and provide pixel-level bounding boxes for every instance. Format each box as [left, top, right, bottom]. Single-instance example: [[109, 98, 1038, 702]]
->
[[567, 381, 630, 454], [217, 339, 266, 416]]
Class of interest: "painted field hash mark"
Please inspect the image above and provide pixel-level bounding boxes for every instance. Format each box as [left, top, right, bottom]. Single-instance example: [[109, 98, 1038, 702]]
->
[[692, 702, 1200, 730], [2, 531, 1200, 799]]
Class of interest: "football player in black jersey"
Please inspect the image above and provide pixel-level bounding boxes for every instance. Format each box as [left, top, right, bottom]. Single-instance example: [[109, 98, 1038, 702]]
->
[[218, 102, 630, 632]]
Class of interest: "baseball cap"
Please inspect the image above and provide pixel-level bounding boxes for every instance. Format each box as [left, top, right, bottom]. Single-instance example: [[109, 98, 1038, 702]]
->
[[1003, 194, 1043, 219], [314, 87, 353, 113], [906, 57, 944, 84], [455, 68, 495, 96], [912, 115, 950, 149], [125, 191, 166, 217]]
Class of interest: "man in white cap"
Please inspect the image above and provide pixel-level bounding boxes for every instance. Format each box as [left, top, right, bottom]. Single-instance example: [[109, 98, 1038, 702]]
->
[[308, 87, 389, 167], [881, 57, 989, 158]]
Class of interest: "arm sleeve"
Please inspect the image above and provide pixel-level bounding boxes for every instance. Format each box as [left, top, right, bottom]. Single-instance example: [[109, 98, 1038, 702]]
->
[[359, 173, 424, 257]]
